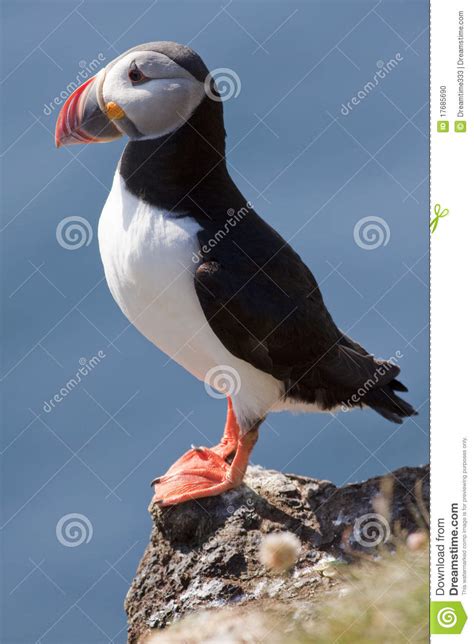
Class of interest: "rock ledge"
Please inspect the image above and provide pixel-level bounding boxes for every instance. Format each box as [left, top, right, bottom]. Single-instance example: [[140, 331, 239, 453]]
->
[[125, 464, 429, 643]]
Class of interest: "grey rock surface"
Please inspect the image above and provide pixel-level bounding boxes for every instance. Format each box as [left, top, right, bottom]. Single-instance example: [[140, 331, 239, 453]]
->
[[125, 464, 429, 643]]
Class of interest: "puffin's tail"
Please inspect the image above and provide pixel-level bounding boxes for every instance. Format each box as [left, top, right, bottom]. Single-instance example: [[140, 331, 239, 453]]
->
[[364, 379, 417, 424]]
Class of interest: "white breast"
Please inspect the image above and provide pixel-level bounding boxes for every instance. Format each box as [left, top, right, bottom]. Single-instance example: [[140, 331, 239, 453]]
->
[[98, 172, 284, 429]]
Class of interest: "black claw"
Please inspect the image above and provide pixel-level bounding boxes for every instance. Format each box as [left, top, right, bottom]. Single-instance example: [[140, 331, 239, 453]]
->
[[150, 477, 161, 487]]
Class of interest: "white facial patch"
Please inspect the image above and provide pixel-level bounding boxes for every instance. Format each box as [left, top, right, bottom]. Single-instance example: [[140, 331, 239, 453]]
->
[[102, 51, 206, 139]]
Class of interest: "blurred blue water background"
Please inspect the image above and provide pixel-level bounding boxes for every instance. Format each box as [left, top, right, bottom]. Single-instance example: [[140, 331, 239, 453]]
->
[[1, 1, 428, 642]]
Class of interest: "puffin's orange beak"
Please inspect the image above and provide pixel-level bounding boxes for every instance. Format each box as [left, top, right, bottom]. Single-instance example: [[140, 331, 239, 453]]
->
[[55, 75, 123, 148]]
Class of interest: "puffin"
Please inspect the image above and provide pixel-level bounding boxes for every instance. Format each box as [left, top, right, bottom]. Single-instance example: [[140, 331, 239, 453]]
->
[[55, 41, 416, 507]]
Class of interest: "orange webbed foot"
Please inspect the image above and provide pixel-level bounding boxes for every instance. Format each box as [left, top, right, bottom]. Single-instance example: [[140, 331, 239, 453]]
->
[[151, 398, 259, 507], [151, 446, 235, 507]]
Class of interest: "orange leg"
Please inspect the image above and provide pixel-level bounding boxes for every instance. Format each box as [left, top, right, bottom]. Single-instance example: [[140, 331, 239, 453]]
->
[[211, 396, 240, 459], [151, 398, 258, 507]]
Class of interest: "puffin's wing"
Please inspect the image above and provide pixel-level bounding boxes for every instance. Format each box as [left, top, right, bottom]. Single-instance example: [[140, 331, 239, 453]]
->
[[194, 259, 287, 378], [194, 253, 399, 390]]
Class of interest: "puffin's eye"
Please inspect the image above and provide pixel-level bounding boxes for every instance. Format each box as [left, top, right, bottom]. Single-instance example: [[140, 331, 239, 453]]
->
[[128, 64, 146, 84]]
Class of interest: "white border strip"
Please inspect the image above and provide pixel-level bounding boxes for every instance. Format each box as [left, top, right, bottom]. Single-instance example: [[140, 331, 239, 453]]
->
[[431, 0, 473, 638]]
